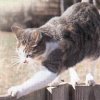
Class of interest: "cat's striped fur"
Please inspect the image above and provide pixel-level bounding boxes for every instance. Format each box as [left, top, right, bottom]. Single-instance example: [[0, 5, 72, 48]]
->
[[8, 2, 100, 98]]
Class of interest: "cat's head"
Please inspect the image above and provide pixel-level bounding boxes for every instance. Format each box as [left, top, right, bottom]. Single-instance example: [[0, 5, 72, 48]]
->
[[12, 24, 51, 64]]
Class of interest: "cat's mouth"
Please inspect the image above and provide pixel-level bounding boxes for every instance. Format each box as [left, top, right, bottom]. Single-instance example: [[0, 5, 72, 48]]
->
[[19, 58, 28, 64], [19, 57, 34, 65], [23, 59, 28, 63]]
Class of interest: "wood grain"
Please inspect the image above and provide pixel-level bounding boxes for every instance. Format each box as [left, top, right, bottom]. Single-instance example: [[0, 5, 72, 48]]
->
[[1, 84, 100, 100], [0, 88, 46, 100]]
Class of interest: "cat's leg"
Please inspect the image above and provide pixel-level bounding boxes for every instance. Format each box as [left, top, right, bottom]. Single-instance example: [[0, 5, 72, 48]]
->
[[48, 75, 61, 87], [8, 67, 57, 99], [85, 60, 96, 86], [69, 67, 80, 89]]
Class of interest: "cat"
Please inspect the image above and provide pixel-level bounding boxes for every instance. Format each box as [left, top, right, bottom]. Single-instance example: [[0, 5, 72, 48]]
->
[[8, 2, 100, 99]]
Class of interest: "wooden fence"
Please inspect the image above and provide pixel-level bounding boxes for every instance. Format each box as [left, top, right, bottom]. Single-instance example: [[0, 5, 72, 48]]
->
[[0, 83, 100, 100]]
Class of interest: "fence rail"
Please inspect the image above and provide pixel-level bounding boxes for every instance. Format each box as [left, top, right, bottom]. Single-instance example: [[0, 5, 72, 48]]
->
[[0, 83, 100, 100]]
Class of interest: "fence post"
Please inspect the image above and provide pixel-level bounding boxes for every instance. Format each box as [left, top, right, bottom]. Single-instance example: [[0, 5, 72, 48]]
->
[[93, 85, 100, 100], [0, 88, 46, 100], [47, 83, 74, 100], [1, 84, 100, 100], [75, 85, 95, 100], [0, 95, 15, 100]]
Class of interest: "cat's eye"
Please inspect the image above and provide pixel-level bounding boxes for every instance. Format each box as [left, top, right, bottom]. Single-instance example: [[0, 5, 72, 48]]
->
[[26, 54, 32, 58], [26, 52, 33, 58], [22, 40, 26, 45]]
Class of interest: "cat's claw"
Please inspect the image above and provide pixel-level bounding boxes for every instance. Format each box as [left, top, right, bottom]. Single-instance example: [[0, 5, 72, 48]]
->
[[85, 73, 95, 86], [70, 80, 80, 89], [69, 68, 80, 89], [8, 86, 23, 99], [69, 73, 80, 89]]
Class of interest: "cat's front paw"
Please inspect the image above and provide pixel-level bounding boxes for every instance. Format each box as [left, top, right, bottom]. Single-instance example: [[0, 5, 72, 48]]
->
[[85, 73, 95, 86], [69, 73, 80, 89], [8, 85, 23, 99]]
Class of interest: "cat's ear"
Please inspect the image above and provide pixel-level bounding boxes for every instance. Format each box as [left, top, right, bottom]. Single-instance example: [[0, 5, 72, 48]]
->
[[33, 32, 43, 43], [33, 32, 49, 43], [33, 31, 52, 43], [11, 24, 24, 38]]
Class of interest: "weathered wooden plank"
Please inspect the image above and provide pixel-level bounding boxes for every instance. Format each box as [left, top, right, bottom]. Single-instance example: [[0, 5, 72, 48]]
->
[[46, 87, 54, 100], [47, 83, 73, 100], [0, 88, 46, 100], [2, 84, 100, 100], [0, 95, 15, 100], [93, 85, 100, 100], [75, 85, 95, 100]]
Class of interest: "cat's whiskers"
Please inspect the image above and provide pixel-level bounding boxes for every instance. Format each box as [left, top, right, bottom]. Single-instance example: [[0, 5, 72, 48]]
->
[[16, 63, 23, 71], [11, 56, 19, 60], [11, 56, 22, 68], [11, 62, 20, 68], [11, 55, 29, 72]]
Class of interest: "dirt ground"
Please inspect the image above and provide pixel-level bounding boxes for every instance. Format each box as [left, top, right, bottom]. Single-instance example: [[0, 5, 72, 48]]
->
[[0, 31, 100, 95]]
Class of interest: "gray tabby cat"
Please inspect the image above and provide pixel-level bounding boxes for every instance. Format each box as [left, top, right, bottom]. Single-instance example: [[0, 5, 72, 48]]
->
[[8, 1, 100, 99]]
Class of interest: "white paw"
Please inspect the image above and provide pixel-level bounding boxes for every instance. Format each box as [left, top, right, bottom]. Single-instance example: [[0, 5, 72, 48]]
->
[[69, 68, 80, 89], [85, 73, 95, 86], [8, 85, 23, 99], [69, 71, 80, 89]]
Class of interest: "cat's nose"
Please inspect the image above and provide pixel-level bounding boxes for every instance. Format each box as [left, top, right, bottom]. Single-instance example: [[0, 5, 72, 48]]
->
[[23, 59, 28, 63]]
